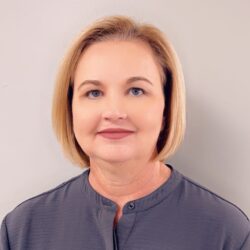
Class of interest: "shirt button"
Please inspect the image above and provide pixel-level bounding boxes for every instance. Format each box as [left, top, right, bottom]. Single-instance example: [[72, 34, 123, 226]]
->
[[128, 202, 135, 209]]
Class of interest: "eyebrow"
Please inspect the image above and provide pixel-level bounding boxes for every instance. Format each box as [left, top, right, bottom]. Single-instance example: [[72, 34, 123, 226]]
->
[[77, 76, 153, 91]]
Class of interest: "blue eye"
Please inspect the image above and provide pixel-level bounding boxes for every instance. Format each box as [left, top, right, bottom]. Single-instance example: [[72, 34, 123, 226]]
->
[[85, 90, 101, 98], [84, 87, 145, 99], [129, 87, 144, 96]]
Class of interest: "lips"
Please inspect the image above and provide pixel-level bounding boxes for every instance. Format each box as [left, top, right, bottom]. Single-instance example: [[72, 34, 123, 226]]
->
[[98, 128, 134, 133], [97, 128, 134, 139]]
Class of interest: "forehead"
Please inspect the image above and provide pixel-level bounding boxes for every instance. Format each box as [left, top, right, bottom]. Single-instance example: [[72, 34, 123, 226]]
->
[[82, 39, 154, 56], [74, 40, 162, 85]]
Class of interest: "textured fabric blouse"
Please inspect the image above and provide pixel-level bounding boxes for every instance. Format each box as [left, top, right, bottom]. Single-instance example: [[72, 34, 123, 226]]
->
[[1, 164, 249, 250]]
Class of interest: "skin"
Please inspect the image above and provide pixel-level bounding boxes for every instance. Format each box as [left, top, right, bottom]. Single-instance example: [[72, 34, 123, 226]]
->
[[72, 39, 172, 227]]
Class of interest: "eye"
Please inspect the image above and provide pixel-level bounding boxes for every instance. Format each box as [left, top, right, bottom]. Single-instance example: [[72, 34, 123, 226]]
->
[[84, 87, 145, 99], [85, 89, 102, 98], [129, 87, 145, 96]]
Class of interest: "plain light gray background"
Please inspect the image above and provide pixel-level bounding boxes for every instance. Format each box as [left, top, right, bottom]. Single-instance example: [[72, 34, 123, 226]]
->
[[0, 0, 249, 222]]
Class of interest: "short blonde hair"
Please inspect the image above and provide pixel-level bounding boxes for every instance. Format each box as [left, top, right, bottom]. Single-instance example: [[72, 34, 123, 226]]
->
[[52, 15, 186, 168]]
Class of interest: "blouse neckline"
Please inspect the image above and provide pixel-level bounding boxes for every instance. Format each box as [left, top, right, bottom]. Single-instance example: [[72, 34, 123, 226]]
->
[[81, 163, 183, 213]]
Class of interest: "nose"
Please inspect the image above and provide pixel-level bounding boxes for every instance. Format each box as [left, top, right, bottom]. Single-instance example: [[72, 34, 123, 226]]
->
[[101, 95, 128, 120], [102, 111, 127, 120]]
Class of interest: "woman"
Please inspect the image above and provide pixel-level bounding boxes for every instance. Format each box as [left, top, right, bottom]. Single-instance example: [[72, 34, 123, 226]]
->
[[1, 15, 249, 250]]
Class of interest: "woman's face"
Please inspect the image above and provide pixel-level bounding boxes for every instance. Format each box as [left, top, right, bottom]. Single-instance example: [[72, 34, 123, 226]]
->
[[72, 39, 165, 164]]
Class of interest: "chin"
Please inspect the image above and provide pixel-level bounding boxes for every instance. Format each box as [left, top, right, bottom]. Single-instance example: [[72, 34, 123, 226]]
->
[[97, 153, 135, 163]]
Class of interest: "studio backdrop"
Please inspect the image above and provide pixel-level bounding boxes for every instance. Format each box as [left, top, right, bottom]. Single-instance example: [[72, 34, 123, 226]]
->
[[0, 0, 249, 221]]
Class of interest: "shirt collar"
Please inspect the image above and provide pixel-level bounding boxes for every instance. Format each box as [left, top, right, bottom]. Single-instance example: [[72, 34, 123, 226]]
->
[[81, 163, 183, 213]]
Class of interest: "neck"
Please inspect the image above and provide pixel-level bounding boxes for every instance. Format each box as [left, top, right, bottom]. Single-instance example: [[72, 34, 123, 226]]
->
[[88, 159, 171, 210]]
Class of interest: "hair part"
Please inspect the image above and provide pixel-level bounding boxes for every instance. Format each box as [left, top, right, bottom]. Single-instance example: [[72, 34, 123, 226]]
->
[[52, 15, 186, 168]]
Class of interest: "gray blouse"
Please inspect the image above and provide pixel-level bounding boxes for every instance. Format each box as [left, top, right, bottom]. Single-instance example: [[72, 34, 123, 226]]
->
[[1, 164, 249, 250]]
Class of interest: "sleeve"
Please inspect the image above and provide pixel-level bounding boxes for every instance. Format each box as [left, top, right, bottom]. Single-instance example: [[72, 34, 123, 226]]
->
[[0, 215, 10, 250], [240, 230, 250, 250]]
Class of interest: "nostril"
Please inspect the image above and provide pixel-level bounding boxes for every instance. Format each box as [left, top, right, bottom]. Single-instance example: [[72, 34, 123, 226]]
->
[[102, 111, 127, 120]]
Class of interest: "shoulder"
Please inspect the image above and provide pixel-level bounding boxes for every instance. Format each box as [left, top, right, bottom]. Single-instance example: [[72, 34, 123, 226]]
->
[[177, 173, 250, 246], [181, 174, 249, 219], [3, 172, 85, 227]]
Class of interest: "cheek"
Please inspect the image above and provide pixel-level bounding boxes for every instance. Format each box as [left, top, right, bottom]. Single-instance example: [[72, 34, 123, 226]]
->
[[72, 103, 98, 136], [136, 100, 164, 127]]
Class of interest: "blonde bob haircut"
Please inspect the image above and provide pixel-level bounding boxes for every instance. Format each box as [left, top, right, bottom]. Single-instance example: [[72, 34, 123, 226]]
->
[[52, 15, 186, 168]]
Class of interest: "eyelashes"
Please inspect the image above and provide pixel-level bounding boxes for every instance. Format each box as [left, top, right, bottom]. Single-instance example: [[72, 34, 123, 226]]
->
[[84, 87, 145, 99]]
